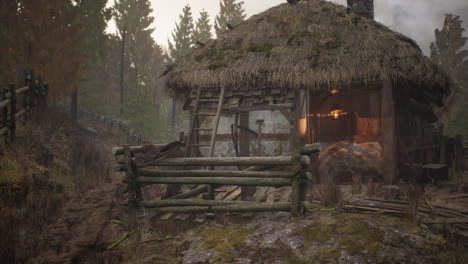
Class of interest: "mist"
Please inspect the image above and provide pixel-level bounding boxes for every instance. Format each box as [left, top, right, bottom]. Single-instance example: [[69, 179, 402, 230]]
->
[[332, 0, 468, 54]]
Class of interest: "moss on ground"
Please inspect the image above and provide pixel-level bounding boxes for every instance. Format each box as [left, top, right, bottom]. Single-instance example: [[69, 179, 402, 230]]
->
[[0, 159, 21, 188], [197, 226, 249, 264], [297, 213, 385, 260], [319, 246, 340, 259]]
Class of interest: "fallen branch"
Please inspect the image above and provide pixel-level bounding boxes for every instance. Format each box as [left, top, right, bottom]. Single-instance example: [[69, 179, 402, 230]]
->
[[107, 228, 139, 250]]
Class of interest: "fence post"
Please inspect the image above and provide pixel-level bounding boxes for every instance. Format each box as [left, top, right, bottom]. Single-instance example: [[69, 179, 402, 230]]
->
[[1, 87, 7, 130], [8, 84, 16, 140], [455, 135, 464, 172], [439, 135, 447, 164], [25, 72, 33, 120], [124, 145, 142, 207], [289, 104, 305, 216]]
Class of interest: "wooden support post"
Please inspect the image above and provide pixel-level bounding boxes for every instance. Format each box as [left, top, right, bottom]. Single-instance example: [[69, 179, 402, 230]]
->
[[124, 145, 142, 207], [1, 87, 8, 130], [455, 135, 464, 172], [290, 101, 304, 216], [382, 80, 397, 185], [439, 135, 447, 164], [239, 111, 255, 200], [8, 84, 16, 140]]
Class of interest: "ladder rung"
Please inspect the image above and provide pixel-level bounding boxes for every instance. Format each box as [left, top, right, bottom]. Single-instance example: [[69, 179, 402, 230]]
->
[[196, 112, 216, 116], [199, 99, 219, 102], [193, 128, 213, 131], [189, 144, 210, 147]]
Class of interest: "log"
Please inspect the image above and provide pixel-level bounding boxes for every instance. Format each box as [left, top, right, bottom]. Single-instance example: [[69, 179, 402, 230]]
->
[[228, 104, 292, 113], [301, 143, 321, 155], [165, 165, 272, 200], [15, 109, 26, 120], [138, 169, 294, 178], [128, 156, 311, 167], [112, 144, 168, 155], [139, 199, 250, 208], [0, 127, 8, 136], [145, 202, 291, 213], [0, 99, 10, 110], [4, 85, 29, 98], [8, 84, 16, 140], [167, 185, 208, 200], [421, 218, 468, 224], [135, 176, 291, 187]]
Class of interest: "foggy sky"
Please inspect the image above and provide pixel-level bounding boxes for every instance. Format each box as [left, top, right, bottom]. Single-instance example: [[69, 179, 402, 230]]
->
[[117, 0, 468, 55]]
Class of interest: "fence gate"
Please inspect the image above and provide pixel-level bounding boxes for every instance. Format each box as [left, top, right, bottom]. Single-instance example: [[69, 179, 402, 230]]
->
[[113, 143, 320, 215]]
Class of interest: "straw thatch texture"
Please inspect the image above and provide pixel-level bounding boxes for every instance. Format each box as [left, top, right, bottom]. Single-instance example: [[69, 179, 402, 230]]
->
[[166, 0, 452, 107]]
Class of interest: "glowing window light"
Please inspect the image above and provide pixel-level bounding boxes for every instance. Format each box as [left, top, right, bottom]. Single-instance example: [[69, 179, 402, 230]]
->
[[330, 104, 343, 120], [299, 118, 307, 138]]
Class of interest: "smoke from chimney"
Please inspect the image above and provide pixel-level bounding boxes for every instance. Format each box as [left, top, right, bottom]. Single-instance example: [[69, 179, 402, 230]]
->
[[347, 0, 374, 20]]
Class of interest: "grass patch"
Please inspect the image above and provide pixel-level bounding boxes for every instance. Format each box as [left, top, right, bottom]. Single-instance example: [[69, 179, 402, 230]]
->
[[287, 31, 314, 46], [197, 227, 249, 264], [0, 159, 22, 188], [297, 214, 385, 260]]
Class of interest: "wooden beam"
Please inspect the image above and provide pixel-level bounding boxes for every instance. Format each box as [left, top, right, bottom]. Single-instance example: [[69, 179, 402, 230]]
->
[[382, 80, 397, 185], [137, 156, 311, 167], [0, 99, 10, 110], [167, 185, 208, 200], [139, 199, 250, 208], [228, 104, 292, 113], [141, 202, 292, 213], [112, 144, 169, 155], [198, 133, 290, 142], [138, 169, 295, 178], [135, 176, 291, 187]]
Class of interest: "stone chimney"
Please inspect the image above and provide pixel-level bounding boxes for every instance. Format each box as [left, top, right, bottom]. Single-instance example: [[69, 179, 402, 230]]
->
[[347, 0, 374, 20]]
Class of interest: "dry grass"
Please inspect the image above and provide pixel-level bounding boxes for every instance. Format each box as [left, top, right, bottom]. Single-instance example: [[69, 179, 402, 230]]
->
[[166, 0, 451, 107], [311, 169, 343, 207], [0, 108, 112, 262]]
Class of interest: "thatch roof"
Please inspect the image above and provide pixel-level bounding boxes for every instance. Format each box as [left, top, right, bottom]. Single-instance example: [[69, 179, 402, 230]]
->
[[166, 0, 452, 107]]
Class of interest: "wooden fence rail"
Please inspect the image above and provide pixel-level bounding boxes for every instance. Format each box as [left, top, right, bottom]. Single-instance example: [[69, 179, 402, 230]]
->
[[403, 134, 466, 172], [113, 143, 320, 215], [0, 72, 48, 140], [78, 108, 144, 145]]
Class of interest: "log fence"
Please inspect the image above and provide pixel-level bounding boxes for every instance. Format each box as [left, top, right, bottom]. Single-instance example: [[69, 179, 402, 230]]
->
[[77, 108, 144, 145], [113, 143, 320, 215], [403, 134, 466, 172], [0, 72, 48, 140]]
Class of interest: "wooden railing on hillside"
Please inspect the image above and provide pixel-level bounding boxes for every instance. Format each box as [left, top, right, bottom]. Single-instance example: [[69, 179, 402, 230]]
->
[[112, 143, 320, 215], [77, 108, 144, 146], [0, 73, 48, 140]]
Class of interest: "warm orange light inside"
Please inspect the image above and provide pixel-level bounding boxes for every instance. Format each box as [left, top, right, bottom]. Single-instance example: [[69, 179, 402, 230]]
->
[[330, 109, 344, 120], [330, 89, 339, 94], [299, 118, 307, 138]]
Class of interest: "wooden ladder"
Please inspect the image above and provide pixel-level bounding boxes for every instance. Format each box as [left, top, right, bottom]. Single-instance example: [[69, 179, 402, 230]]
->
[[185, 86, 226, 159], [185, 86, 226, 199]]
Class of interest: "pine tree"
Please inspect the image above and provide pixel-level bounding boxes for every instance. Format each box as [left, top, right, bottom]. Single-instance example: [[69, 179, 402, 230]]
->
[[0, 0, 84, 98], [111, 0, 168, 138], [193, 10, 213, 44], [214, 0, 246, 38], [431, 14, 468, 136], [431, 14, 468, 84], [168, 5, 194, 61]]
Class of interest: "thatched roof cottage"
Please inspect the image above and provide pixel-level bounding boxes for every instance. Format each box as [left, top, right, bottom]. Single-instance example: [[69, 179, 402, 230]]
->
[[165, 0, 453, 185]]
